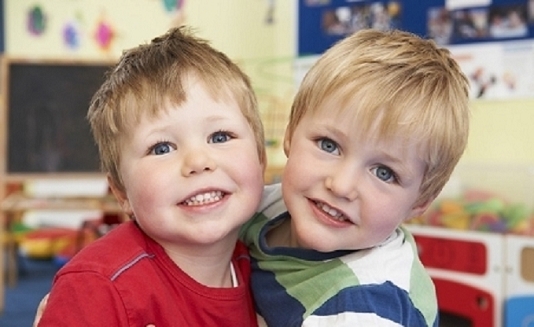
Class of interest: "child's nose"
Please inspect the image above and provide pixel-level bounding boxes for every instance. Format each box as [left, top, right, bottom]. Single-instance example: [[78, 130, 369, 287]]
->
[[325, 165, 359, 201], [181, 147, 216, 176]]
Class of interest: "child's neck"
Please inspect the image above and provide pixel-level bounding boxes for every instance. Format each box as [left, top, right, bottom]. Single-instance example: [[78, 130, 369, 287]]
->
[[266, 218, 297, 248], [163, 241, 237, 288]]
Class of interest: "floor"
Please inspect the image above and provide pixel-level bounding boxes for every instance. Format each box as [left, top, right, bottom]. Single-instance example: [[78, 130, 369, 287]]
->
[[0, 256, 58, 327]]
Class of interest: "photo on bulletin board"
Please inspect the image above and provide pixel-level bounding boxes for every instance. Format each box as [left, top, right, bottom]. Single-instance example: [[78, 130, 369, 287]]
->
[[319, 2, 401, 36], [428, 2, 530, 45], [298, 0, 405, 55], [2, 59, 114, 178]]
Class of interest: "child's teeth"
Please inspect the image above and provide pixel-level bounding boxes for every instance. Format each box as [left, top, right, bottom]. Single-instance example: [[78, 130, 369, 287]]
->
[[317, 202, 344, 220], [184, 191, 223, 206]]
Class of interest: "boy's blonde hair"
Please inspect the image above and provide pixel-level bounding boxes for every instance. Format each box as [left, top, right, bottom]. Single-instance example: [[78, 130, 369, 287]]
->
[[88, 27, 266, 193], [287, 29, 470, 206]]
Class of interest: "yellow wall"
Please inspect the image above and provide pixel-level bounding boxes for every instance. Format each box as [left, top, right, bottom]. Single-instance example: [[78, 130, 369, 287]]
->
[[5, 0, 175, 59], [185, 1, 296, 60], [463, 99, 534, 165], [4, 0, 296, 61]]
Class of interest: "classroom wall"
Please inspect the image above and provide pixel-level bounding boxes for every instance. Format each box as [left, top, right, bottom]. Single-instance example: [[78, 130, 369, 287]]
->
[[3, 0, 533, 167], [5, 0, 175, 59], [4, 0, 296, 61], [464, 99, 534, 165]]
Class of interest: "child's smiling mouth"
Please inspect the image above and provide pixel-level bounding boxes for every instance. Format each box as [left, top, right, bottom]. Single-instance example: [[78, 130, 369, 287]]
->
[[182, 190, 225, 206], [313, 200, 349, 222]]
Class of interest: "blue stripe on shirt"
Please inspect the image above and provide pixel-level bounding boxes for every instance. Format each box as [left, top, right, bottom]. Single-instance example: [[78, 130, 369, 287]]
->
[[251, 259, 306, 326], [314, 281, 429, 326]]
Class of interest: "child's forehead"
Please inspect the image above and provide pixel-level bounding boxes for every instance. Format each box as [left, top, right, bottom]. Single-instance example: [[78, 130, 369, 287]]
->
[[313, 92, 423, 133], [132, 78, 237, 117], [143, 99, 237, 129]]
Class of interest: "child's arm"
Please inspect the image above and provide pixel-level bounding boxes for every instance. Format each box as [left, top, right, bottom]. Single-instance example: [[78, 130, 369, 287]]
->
[[32, 293, 49, 327], [256, 314, 268, 327]]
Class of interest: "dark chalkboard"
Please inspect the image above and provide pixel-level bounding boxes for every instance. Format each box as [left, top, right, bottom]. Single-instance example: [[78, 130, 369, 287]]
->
[[3, 59, 113, 176]]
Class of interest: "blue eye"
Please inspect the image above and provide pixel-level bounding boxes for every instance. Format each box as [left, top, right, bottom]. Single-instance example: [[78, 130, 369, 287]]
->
[[151, 142, 172, 155], [318, 138, 339, 154], [374, 166, 396, 183], [210, 131, 232, 144]]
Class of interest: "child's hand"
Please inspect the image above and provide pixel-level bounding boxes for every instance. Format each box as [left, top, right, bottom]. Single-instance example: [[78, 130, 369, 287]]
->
[[257, 314, 268, 327], [32, 293, 50, 327]]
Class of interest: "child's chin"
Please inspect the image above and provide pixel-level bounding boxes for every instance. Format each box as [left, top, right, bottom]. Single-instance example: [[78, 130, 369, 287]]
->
[[298, 237, 340, 253], [194, 232, 236, 245]]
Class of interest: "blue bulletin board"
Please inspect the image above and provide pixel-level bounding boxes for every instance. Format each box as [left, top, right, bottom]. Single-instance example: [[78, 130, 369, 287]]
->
[[298, 0, 534, 55]]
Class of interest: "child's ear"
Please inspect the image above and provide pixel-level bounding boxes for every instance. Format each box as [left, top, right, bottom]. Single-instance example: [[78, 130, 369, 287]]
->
[[107, 174, 133, 216], [283, 128, 291, 157], [408, 196, 436, 220]]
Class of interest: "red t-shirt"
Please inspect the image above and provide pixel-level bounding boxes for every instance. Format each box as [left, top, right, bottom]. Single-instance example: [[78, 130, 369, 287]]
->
[[38, 221, 257, 327]]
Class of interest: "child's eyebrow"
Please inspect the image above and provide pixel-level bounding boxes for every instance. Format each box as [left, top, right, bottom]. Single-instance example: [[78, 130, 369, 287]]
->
[[319, 125, 349, 142], [373, 151, 405, 168], [376, 152, 404, 164], [205, 114, 234, 122]]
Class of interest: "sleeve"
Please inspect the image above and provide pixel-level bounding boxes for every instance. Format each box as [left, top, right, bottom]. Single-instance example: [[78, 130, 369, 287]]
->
[[239, 183, 286, 241], [38, 272, 130, 327], [257, 183, 286, 219]]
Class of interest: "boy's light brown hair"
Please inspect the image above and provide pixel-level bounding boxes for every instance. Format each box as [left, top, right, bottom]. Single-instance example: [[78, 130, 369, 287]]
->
[[87, 27, 266, 193], [286, 29, 470, 206]]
